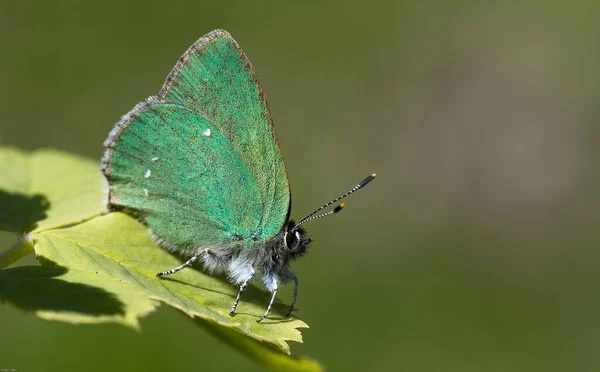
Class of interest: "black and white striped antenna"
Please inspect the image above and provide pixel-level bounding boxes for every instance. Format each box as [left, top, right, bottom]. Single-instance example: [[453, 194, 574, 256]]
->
[[292, 173, 376, 231]]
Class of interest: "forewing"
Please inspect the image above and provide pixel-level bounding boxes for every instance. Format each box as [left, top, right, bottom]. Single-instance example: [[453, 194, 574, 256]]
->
[[102, 99, 264, 252], [158, 29, 290, 240]]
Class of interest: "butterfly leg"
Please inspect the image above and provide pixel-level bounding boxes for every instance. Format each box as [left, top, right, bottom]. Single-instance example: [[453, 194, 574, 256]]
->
[[156, 249, 209, 277], [229, 268, 255, 316], [285, 271, 299, 317], [257, 278, 279, 323]]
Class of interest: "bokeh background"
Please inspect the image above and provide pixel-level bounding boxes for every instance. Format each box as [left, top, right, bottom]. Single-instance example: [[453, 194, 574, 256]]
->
[[1, 1, 599, 371]]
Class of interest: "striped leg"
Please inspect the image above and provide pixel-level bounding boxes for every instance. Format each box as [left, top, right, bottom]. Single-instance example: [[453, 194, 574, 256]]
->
[[285, 272, 299, 317], [229, 269, 255, 316], [257, 279, 279, 323], [156, 249, 208, 277]]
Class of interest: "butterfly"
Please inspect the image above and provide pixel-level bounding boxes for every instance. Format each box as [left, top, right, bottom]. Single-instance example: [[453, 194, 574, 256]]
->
[[102, 29, 375, 322]]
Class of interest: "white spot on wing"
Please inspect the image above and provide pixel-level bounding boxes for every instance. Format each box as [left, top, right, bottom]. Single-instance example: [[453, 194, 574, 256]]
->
[[152, 157, 159, 162], [145, 169, 152, 178], [202, 128, 211, 137]]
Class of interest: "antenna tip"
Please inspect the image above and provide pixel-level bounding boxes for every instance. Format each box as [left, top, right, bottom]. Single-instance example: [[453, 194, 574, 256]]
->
[[371, 173, 377, 178], [333, 203, 345, 213]]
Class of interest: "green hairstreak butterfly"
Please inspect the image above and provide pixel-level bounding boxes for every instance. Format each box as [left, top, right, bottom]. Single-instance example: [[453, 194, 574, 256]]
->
[[102, 29, 375, 322]]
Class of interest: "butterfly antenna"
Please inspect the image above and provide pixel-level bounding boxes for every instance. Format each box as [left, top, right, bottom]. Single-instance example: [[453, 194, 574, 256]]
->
[[292, 173, 376, 231]]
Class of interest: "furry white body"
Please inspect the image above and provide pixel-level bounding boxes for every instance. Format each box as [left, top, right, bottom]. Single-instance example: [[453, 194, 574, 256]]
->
[[153, 221, 309, 320]]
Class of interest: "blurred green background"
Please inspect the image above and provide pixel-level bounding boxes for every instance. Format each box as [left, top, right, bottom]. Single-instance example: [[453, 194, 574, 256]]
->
[[1, 1, 599, 371]]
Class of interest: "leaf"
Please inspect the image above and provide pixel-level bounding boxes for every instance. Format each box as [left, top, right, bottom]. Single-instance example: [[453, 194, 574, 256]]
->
[[0, 148, 158, 330], [0, 149, 308, 365], [0, 147, 316, 367], [196, 317, 323, 372], [0, 265, 158, 329], [35, 212, 309, 353], [0, 147, 107, 234]]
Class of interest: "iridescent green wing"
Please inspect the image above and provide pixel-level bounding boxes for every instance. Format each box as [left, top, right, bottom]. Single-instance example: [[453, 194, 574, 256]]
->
[[103, 99, 265, 251], [157, 30, 290, 241]]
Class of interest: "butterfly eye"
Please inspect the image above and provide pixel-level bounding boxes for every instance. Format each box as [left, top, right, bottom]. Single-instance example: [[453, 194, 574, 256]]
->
[[285, 231, 296, 248]]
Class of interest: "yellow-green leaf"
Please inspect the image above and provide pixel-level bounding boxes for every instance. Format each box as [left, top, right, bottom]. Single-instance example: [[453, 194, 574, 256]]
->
[[0, 147, 107, 234], [0, 147, 319, 369], [35, 212, 308, 354], [0, 265, 158, 329]]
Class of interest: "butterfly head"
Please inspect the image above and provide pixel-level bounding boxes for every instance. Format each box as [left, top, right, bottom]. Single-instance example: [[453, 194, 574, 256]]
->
[[283, 221, 311, 259]]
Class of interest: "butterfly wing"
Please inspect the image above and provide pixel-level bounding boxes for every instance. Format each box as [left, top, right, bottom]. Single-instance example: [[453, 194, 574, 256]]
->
[[157, 30, 290, 241], [103, 99, 266, 253]]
